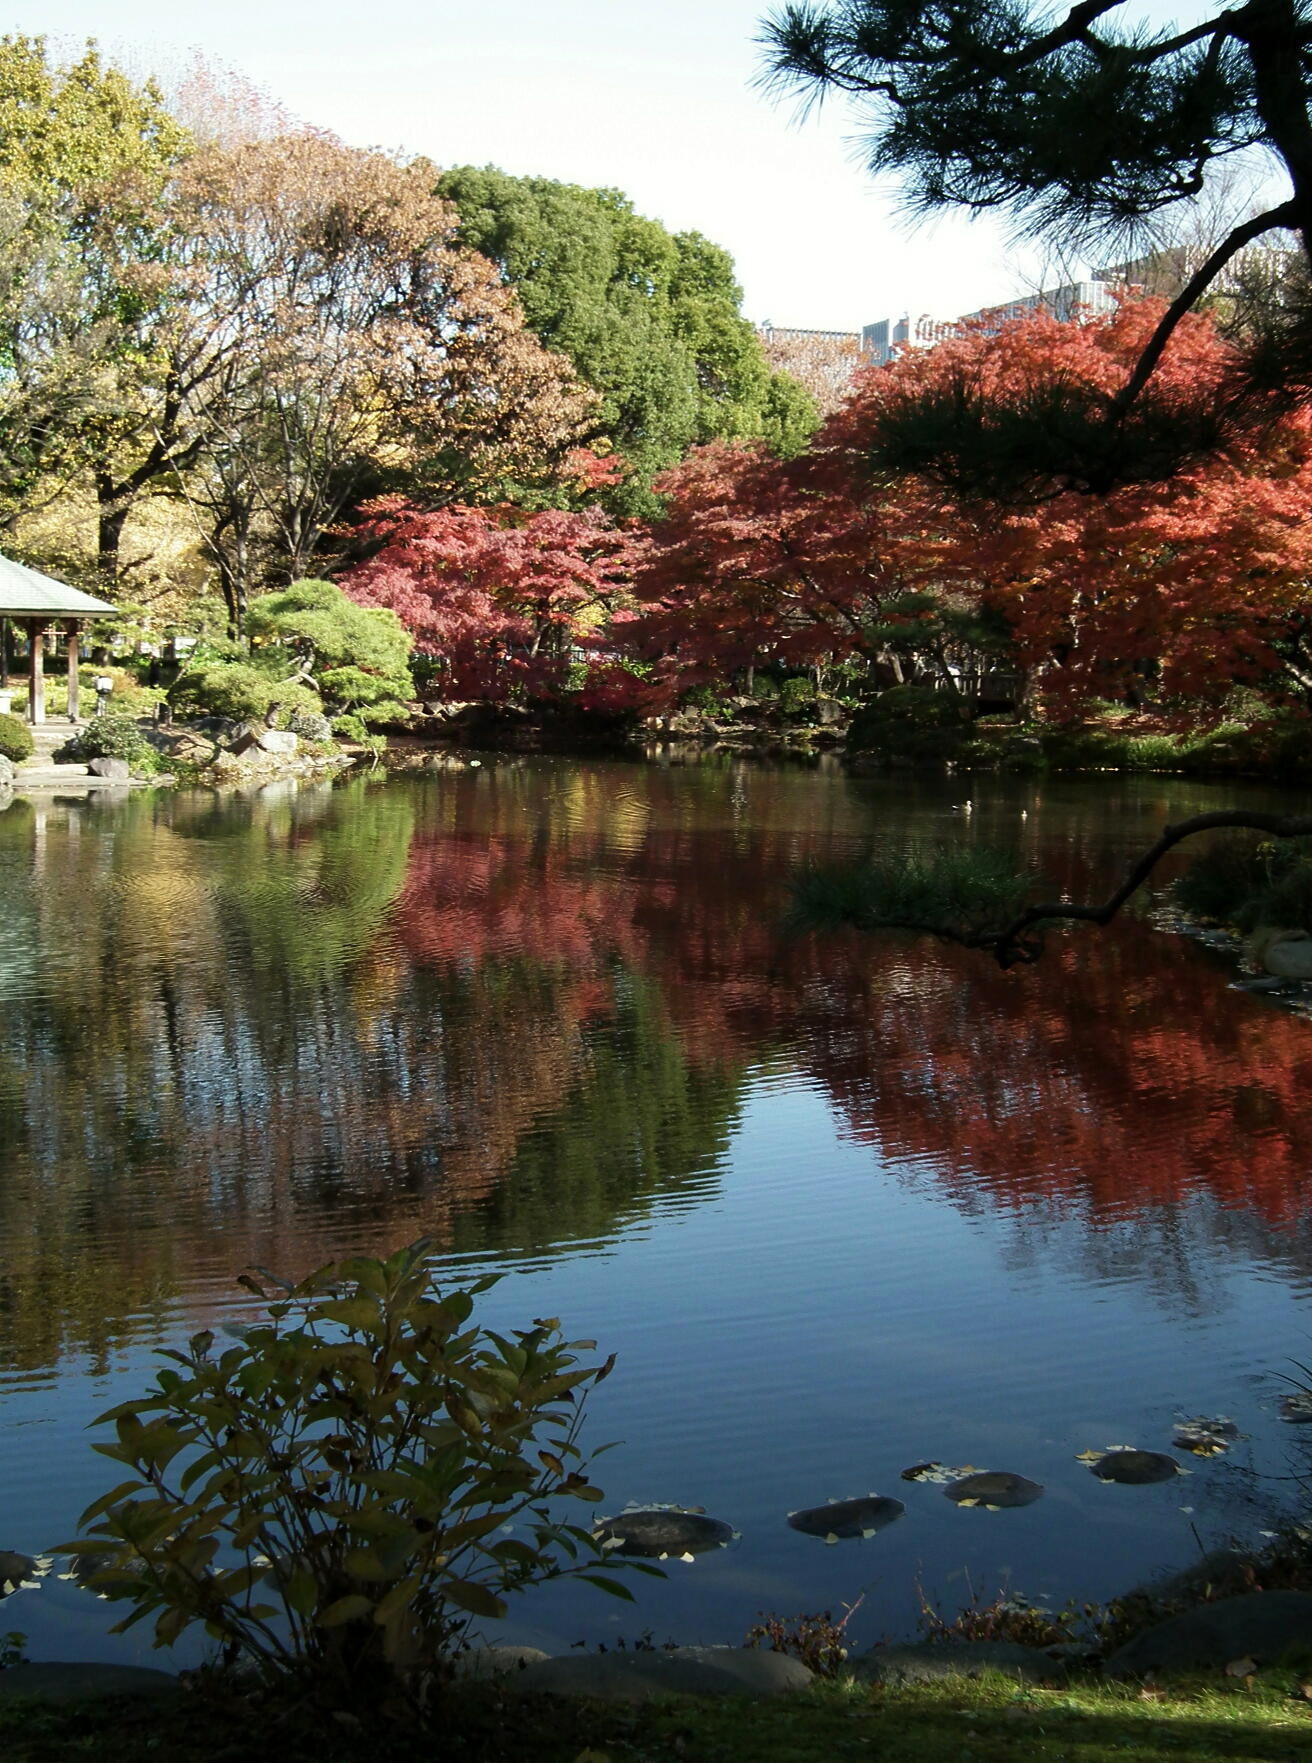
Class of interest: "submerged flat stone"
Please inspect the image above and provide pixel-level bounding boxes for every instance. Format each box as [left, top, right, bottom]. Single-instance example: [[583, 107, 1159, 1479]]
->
[[0, 1550, 36, 1594], [1091, 1449, 1182, 1485], [943, 1471, 1043, 1509], [786, 1495, 905, 1541], [592, 1508, 734, 1559]]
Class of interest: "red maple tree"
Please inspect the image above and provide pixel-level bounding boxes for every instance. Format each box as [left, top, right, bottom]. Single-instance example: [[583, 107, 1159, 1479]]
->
[[340, 497, 645, 706]]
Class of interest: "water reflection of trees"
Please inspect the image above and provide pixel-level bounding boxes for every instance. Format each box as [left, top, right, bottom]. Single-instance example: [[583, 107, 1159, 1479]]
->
[[3, 764, 1311, 1373], [0, 777, 747, 1371]]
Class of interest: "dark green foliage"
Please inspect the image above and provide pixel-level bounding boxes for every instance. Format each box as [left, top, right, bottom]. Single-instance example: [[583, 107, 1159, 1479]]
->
[[847, 684, 966, 759], [866, 368, 1230, 499], [59, 712, 156, 772], [0, 712, 32, 762], [65, 1241, 640, 1699], [171, 662, 323, 727], [760, 1, 1261, 251], [1174, 835, 1312, 933], [787, 845, 1031, 942], [437, 167, 817, 512]]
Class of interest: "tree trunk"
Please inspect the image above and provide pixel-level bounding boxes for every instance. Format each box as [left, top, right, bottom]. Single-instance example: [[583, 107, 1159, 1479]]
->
[[96, 481, 133, 593]]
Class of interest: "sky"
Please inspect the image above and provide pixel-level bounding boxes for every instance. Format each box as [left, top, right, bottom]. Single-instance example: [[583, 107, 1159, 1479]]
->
[[15, 0, 1221, 333]]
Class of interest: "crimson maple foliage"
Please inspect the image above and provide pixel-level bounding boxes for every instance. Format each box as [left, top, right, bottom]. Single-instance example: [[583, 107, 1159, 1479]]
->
[[340, 497, 645, 707], [871, 300, 1312, 711], [627, 426, 947, 694], [627, 299, 1312, 715]]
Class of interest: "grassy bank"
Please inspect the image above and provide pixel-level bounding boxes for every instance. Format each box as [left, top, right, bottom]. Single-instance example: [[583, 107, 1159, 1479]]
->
[[845, 709, 1312, 780], [4, 1664, 1312, 1763]]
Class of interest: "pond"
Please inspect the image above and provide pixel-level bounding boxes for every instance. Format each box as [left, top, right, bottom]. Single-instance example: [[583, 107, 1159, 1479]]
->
[[2, 757, 1312, 1668]]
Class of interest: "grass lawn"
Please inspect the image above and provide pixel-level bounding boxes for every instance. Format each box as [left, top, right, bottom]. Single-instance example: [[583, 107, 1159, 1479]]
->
[[4, 1667, 1312, 1763]]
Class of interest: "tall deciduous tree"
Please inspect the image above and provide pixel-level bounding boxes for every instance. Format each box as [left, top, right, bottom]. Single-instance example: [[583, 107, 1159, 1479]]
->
[[626, 410, 956, 697], [759, 0, 1312, 485], [175, 137, 595, 632], [437, 166, 818, 512], [0, 37, 193, 574], [895, 301, 1312, 710]]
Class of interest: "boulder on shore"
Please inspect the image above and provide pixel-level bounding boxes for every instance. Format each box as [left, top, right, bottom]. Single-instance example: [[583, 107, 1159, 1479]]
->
[[1105, 1590, 1312, 1678], [0, 1662, 179, 1702], [506, 1646, 812, 1702], [0, 1549, 35, 1593]]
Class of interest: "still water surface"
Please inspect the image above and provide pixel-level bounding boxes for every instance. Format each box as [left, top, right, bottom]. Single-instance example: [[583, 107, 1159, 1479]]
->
[[2, 758, 1312, 1664]]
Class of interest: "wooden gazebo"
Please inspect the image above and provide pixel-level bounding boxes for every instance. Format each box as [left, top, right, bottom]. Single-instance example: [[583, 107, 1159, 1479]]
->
[[0, 555, 117, 724]]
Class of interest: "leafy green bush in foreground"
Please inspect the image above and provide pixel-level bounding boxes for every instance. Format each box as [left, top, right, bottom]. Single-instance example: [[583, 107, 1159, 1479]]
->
[[65, 1241, 638, 1699], [0, 712, 33, 762]]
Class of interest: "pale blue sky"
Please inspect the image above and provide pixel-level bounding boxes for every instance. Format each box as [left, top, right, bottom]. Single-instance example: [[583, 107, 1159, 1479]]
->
[[15, 0, 1235, 332]]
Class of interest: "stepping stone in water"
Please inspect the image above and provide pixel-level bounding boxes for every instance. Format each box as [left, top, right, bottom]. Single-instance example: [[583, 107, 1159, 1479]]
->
[[0, 1551, 36, 1595], [901, 1461, 978, 1485], [1090, 1449, 1183, 1484], [593, 1507, 735, 1560], [786, 1494, 905, 1542], [943, 1471, 1043, 1510], [1279, 1391, 1312, 1423], [1173, 1417, 1239, 1456]]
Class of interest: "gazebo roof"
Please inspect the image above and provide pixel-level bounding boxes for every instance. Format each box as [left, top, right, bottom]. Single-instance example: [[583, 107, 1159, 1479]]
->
[[0, 553, 116, 618]]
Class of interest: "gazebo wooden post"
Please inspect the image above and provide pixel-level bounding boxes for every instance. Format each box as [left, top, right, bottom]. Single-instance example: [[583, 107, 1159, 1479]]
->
[[27, 617, 45, 724], [65, 619, 80, 722], [0, 617, 8, 689]]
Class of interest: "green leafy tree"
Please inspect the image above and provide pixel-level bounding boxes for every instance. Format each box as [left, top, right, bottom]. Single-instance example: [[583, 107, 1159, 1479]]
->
[[760, 0, 1312, 487], [438, 167, 816, 512], [245, 579, 414, 735], [0, 37, 194, 581]]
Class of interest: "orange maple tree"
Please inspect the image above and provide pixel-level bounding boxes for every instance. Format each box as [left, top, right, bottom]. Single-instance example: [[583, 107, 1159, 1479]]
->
[[628, 300, 1312, 716]]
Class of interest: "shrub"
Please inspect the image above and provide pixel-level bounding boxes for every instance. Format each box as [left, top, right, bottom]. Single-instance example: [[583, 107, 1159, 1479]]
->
[[59, 713, 157, 773], [1174, 835, 1312, 934], [64, 1241, 639, 1700], [247, 581, 414, 732], [0, 714, 33, 763], [847, 684, 966, 760], [745, 1600, 863, 1678], [171, 661, 324, 728], [778, 676, 815, 716]]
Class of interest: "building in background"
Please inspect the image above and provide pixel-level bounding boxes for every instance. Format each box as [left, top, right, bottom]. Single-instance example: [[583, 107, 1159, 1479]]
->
[[757, 324, 862, 416], [863, 275, 1119, 365]]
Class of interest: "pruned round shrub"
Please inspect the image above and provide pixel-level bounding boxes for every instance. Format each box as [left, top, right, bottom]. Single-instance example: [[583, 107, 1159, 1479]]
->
[[59, 713, 157, 773], [0, 713, 33, 762], [171, 661, 324, 727], [847, 684, 967, 759], [63, 1241, 643, 1701]]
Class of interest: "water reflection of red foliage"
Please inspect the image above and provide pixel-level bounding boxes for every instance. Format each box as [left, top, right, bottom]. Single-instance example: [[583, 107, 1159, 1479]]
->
[[395, 797, 1312, 1235]]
